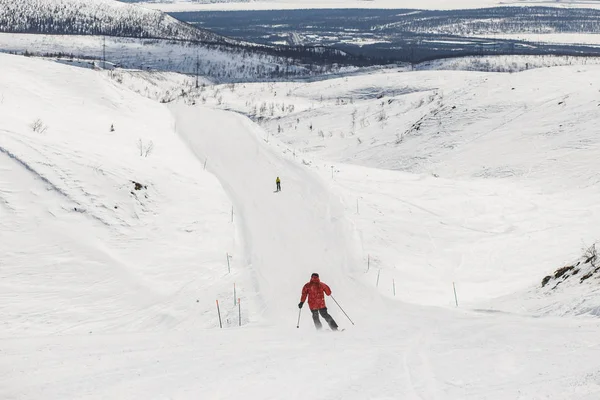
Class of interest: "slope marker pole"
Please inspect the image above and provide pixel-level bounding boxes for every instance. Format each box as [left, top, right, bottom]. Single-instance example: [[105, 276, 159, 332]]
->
[[453, 282, 459, 307], [216, 300, 222, 328]]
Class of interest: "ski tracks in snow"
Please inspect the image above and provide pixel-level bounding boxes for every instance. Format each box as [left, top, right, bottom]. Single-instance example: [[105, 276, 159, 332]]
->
[[170, 101, 457, 398], [402, 327, 445, 400], [170, 103, 364, 324]]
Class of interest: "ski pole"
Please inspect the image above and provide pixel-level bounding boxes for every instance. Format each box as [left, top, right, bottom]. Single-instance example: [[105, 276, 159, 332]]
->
[[296, 308, 302, 328], [331, 295, 355, 325]]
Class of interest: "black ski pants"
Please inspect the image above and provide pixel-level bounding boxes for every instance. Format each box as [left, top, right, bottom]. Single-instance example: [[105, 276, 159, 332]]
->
[[276, 182, 281, 191], [311, 307, 338, 330]]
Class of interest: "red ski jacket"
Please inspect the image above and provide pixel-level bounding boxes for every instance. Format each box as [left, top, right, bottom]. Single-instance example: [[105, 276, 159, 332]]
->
[[300, 276, 332, 310]]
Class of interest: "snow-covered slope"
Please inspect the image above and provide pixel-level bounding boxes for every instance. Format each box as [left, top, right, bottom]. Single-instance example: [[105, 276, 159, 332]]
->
[[181, 60, 600, 316], [0, 53, 239, 335], [170, 104, 368, 321], [0, 0, 229, 42], [3, 53, 600, 399], [184, 62, 600, 188]]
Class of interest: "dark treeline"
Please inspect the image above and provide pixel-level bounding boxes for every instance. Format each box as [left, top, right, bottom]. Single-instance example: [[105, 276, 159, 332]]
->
[[173, 7, 600, 37], [170, 7, 600, 63]]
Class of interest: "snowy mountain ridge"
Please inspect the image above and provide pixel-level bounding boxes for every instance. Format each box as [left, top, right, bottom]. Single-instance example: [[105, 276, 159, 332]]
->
[[0, 0, 233, 43]]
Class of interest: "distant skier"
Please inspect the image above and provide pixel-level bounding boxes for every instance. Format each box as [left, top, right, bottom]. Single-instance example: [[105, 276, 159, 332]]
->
[[276, 176, 281, 192], [298, 273, 338, 331]]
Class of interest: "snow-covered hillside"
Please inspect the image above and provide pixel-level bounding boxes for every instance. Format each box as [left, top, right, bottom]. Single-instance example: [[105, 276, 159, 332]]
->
[[3, 53, 600, 399], [180, 58, 600, 315], [0, 33, 358, 83], [416, 54, 600, 72], [0, 0, 231, 42], [0, 0, 364, 82], [472, 33, 600, 46], [0, 53, 241, 336]]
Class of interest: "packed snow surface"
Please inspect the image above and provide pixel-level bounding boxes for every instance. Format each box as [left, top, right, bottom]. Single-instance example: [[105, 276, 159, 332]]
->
[[2, 52, 600, 399]]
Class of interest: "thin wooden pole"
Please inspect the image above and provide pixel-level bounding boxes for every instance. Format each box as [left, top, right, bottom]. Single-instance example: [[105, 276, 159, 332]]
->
[[216, 300, 222, 328], [453, 282, 459, 307]]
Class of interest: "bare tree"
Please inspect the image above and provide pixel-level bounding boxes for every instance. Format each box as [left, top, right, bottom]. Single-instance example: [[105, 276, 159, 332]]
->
[[31, 118, 48, 134], [144, 141, 154, 157], [584, 243, 598, 267], [138, 139, 154, 157], [378, 109, 388, 122]]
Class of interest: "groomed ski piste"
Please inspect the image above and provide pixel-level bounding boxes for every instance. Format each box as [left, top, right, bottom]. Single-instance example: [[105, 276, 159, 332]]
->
[[2, 52, 600, 399]]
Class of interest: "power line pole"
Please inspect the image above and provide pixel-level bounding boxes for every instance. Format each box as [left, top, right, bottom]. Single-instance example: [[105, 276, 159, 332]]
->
[[195, 54, 199, 88], [102, 36, 106, 69]]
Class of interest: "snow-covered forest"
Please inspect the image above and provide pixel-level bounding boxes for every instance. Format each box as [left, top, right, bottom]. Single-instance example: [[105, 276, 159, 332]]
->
[[0, 0, 232, 42]]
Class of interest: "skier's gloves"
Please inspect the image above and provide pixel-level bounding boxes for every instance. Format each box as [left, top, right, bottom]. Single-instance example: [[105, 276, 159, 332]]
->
[[298, 302, 304, 309]]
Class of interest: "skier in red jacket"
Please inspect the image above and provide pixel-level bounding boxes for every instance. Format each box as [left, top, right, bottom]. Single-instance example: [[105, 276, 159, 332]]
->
[[298, 273, 338, 331]]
